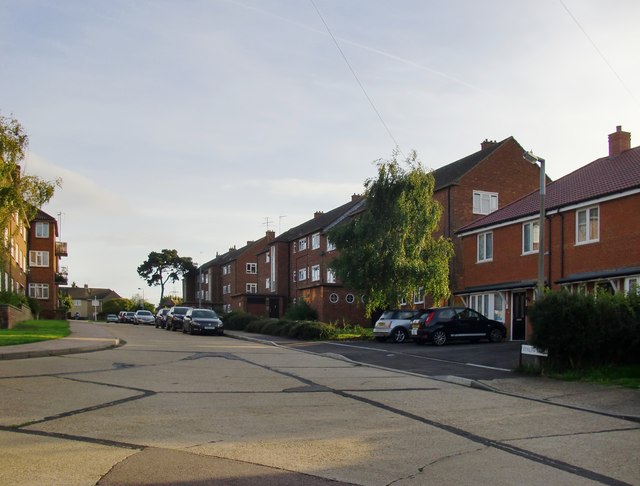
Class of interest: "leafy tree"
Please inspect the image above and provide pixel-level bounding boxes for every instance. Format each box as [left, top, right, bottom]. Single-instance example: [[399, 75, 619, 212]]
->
[[102, 298, 133, 315], [1, 114, 61, 290], [137, 249, 196, 303], [328, 150, 454, 316]]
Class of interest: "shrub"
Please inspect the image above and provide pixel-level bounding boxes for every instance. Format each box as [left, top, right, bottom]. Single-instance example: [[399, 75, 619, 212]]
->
[[529, 290, 640, 371], [0, 291, 28, 308], [284, 300, 318, 321], [224, 311, 259, 330]]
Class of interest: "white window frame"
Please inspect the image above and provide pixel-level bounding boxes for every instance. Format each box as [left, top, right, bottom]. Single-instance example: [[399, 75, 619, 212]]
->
[[346, 294, 355, 304], [326, 269, 336, 284], [246, 283, 257, 294], [246, 262, 257, 274], [311, 264, 320, 282], [625, 276, 640, 295], [298, 238, 308, 251], [29, 250, 50, 267], [265, 278, 270, 290], [29, 283, 49, 300], [35, 222, 49, 238], [477, 232, 493, 262], [329, 293, 339, 304], [576, 206, 599, 245], [326, 239, 336, 251], [473, 191, 498, 215], [522, 221, 539, 255], [311, 233, 320, 250], [298, 267, 307, 281], [413, 287, 424, 304]]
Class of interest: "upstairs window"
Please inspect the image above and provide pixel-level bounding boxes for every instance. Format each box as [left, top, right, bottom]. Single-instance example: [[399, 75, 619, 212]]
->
[[311, 233, 321, 250], [311, 264, 320, 281], [298, 238, 308, 251], [522, 221, 539, 254], [29, 250, 50, 267], [35, 222, 49, 238], [326, 239, 336, 251], [477, 232, 493, 262], [246, 263, 257, 274], [473, 191, 498, 215], [298, 268, 307, 281], [576, 206, 599, 244], [326, 269, 336, 284]]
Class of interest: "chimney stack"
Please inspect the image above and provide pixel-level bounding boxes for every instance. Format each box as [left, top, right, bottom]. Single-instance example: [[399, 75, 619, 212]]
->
[[314, 211, 324, 219], [608, 125, 631, 157], [481, 139, 498, 150]]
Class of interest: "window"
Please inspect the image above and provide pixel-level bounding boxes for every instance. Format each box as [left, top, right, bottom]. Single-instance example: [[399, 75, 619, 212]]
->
[[625, 277, 640, 295], [265, 278, 270, 290], [312, 233, 321, 250], [311, 264, 320, 282], [29, 250, 50, 267], [576, 206, 599, 244], [29, 283, 49, 300], [35, 222, 49, 238], [292, 271, 297, 283], [413, 287, 424, 304], [327, 239, 336, 251], [223, 264, 231, 275], [477, 232, 493, 262], [246, 263, 257, 274], [293, 241, 297, 253], [265, 252, 270, 263], [298, 238, 307, 251], [246, 283, 257, 294], [473, 191, 498, 215], [326, 269, 336, 284], [469, 293, 504, 322], [522, 221, 539, 254], [346, 294, 355, 304], [298, 268, 307, 281], [329, 293, 339, 303]]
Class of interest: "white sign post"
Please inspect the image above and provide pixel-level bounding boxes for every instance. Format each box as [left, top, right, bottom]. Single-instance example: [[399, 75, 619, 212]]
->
[[92, 297, 99, 322]]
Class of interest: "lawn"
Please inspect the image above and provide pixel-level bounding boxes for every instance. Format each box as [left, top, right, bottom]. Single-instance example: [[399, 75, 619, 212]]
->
[[0, 320, 70, 346], [550, 364, 640, 389]]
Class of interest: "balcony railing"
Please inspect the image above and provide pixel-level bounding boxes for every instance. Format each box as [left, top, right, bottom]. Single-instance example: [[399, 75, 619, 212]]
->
[[55, 241, 68, 256]]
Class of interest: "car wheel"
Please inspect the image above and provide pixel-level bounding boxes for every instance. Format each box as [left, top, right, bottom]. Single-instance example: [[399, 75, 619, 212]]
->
[[432, 330, 447, 346], [489, 328, 503, 343], [391, 327, 408, 344]]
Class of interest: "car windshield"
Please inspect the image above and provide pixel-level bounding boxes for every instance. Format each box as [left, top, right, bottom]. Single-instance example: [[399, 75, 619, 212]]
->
[[137, 311, 152, 316], [174, 307, 190, 315], [192, 310, 217, 318], [379, 311, 396, 319]]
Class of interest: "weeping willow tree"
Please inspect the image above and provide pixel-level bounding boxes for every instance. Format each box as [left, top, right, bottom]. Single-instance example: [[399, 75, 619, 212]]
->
[[0, 114, 61, 291], [328, 150, 454, 317]]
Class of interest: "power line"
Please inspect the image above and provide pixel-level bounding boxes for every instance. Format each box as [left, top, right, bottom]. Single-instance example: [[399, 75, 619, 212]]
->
[[559, 0, 638, 106], [309, 0, 403, 154]]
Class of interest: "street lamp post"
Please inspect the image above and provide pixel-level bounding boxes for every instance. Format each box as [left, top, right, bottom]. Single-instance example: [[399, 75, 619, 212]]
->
[[523, 150, 546, 300], [138, 287, 145, 309]]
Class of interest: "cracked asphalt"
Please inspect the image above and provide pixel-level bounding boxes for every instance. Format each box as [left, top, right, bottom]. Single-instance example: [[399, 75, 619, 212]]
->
[[0, 323, 638, 485]]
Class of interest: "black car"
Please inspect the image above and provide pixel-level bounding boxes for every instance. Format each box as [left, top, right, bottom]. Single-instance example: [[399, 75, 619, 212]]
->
[[165, 306, 192, 331], [182, 308, 224, 335], [411, 307, 506, 346]]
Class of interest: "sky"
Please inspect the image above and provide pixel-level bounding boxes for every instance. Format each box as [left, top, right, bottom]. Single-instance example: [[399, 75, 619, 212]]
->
[[2, 0, 639, 306]]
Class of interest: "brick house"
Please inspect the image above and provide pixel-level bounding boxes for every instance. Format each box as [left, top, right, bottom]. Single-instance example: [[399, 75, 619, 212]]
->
[[27, 210, 68, 318], [2, 211, 28, 295], [60, 284, 121, 319], [430, 137, 548, 302], [456, 126, 640, 341]]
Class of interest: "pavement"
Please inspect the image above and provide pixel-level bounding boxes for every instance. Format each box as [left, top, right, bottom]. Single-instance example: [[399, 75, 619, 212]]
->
[[1, 321, 639, 423]]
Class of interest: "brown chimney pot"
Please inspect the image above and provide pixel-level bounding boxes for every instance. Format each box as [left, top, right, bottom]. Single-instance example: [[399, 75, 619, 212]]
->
[[608, 125, 631, 157]]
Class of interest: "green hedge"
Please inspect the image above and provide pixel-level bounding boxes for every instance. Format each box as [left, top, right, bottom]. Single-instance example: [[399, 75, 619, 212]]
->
[[529, 290, 640, 371], [221, 311, 336, 340]]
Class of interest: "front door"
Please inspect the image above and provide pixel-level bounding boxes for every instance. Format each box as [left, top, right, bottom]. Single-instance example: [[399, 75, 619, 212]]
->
[[512, 292, 526, 340]]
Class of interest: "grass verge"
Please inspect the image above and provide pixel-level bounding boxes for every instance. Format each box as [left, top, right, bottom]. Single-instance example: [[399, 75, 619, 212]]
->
[[0, 320, 70, 346], [549, 364, 640, 389], [330, 326, 373, 341]]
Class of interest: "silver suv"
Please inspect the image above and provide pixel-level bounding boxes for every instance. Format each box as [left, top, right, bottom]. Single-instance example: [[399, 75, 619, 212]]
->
[[373, 309, 422, 343]]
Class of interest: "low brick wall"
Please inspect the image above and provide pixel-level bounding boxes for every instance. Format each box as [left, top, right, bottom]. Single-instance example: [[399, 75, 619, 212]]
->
[[0, 304, 34, 329]]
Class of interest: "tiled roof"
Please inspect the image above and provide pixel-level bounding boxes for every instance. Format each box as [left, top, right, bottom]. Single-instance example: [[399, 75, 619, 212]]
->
[[61, 287, 122, 300], [274, 196, 365, 242], [458, 145, 640, 234], [432, 138, 512, 190], [32, 209, 55, 221]]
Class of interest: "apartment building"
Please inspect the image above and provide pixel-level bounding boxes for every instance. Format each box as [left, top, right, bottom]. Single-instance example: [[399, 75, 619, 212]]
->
[[27, 210, 68, 318], [456, 126, 640, 340], [1, 212, 28, 295]]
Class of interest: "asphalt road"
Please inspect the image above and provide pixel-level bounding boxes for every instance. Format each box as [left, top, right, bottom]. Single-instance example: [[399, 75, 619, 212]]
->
[[1, 324, 638, 486], [277, 339, 523, 381]]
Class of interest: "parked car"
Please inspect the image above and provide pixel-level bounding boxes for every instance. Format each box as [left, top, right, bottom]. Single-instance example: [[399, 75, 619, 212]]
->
[[118, 311, 128, 323], [124, 311, 136, 323], [106, 314, 118, 323], [373, 309, 423, 343], [133, 310, 155, 325], [165, 306, 192, 331], [182, 308, 224, 335], [411, 307, 506, 346], [155, 308, 170, 328]]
